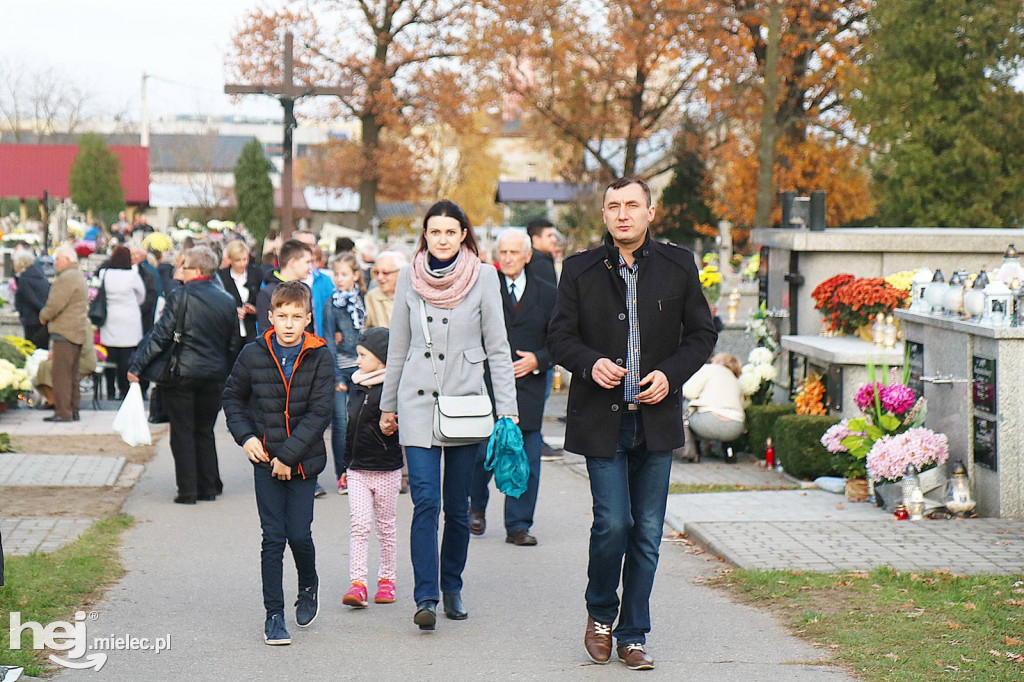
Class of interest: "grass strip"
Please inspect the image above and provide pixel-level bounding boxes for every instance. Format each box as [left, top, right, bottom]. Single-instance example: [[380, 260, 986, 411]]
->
[[710, 566, 1024, 681], [0, 514, 133, 676]]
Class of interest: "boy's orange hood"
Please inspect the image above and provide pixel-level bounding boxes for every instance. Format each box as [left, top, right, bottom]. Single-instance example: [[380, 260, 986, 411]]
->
[[261, 328, 326, 354]]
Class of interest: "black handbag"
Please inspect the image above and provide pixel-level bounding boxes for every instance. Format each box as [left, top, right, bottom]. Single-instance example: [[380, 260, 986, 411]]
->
[[138, 292, 189, 384], [88, 272, 107, 327]]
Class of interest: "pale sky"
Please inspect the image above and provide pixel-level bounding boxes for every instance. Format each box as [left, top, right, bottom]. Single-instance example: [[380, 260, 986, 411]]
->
[[1, 0, 284, 122]]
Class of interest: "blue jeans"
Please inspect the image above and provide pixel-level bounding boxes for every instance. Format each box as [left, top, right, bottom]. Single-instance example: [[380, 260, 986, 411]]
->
[[405, 443, 480, 603], [330, 366, 358, 481], [585, 413, 672, 645], [469, 430, 542, 533], [253, 466, 318, 617]]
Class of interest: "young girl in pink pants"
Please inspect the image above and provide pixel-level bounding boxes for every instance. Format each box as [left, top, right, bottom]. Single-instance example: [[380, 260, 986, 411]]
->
[[341, 328, 404, 606]]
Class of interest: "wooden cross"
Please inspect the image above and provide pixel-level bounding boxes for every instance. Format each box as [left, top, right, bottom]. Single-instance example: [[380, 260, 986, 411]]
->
[[225, 31, 349, 238]]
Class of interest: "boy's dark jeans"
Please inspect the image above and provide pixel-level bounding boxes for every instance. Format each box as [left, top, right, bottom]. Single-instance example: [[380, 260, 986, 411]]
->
[[253, 466, 318, 616]]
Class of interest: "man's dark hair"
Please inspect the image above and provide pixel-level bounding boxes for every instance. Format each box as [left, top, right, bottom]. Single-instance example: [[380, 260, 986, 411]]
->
[[270, 280, 311, 314], [279, 239, 313, 270], [605, 177, 652, 207], [525, 218, 554, 240], [335, 237, 355, 253]]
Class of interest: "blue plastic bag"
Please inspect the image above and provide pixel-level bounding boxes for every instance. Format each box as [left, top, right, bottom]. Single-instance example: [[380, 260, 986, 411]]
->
[[484, 417, 529, 499]]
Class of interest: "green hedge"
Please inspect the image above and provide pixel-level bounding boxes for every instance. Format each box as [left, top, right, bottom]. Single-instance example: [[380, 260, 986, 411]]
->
[[745, 403, 796, 457], [774, 414, 842, 480]]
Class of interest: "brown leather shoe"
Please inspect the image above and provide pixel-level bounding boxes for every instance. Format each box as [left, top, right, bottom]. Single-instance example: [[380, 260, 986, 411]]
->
[[505, 529, 537, 546], [584, 617, 613, 664], [617, 643, 654, 670], [469, 509, 485, 536]]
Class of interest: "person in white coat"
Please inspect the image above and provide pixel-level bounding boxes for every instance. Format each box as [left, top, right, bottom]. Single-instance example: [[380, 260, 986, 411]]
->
[[98, 245, 145, 399], [380, 200, 518, 631]]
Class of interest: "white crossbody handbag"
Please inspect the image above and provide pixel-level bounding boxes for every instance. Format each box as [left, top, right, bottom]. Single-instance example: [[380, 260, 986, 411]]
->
[[419, 299, 495, 443]]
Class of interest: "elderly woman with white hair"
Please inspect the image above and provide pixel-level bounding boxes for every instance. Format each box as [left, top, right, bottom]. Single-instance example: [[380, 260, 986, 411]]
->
[[12, 250, 50, 347], [364, 250, 408, 328]]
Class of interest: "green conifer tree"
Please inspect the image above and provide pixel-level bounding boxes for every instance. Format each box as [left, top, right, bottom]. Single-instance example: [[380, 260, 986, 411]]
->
[[658, 146, 717, 248], [854, 0, 1024, 227], [233, 138, 275, 247], [68, 133, 124, 222]]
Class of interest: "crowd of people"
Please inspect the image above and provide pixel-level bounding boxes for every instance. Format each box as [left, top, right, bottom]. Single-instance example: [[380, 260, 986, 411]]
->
[[5, 177, 730, 670]]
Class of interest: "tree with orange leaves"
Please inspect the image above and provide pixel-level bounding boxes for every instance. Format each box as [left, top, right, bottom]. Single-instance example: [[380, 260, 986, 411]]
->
[[700, 0, 874, 229], [225, 2, 480, 231], [476, 0, 711, 183]]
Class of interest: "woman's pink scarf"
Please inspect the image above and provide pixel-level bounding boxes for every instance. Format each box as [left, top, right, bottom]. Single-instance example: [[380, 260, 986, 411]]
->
[[410, 246, 480, 309]]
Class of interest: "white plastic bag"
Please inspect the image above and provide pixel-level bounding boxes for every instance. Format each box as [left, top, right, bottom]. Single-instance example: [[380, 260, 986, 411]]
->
[[112, 383, 152, 447]]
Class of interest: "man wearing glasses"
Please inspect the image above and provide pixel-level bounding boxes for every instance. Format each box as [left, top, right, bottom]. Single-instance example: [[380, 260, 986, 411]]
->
[[365, 251, 407, 328]]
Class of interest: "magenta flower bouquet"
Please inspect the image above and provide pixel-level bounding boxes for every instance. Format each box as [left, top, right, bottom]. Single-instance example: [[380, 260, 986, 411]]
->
[[820, 360, 928, 479]]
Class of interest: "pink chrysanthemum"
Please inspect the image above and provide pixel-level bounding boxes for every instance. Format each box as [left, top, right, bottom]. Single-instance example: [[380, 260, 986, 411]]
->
[[854, 382, 883, 411], [866, 427, 949, 482], [880, 384, 916, 416], [821, 420, 854, 454]]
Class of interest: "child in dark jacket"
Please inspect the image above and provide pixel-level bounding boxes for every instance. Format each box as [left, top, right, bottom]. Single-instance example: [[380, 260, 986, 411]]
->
[[340, 327, 403, 608], [222, 281, 335, 646]]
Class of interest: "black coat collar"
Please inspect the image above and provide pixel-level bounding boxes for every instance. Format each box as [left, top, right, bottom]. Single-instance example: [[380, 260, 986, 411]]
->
[[602, 231, 652, 268]]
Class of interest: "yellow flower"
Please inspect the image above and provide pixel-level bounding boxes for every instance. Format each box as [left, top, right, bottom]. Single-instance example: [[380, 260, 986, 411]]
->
[[885, 269, 917, 292], [143, 233, 174, 252]]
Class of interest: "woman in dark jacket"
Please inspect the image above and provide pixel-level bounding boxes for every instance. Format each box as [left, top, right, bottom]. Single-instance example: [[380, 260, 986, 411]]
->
[[13, 250, 51, 348], [127, 246, 240, 504], [217, 239, 262, 355]]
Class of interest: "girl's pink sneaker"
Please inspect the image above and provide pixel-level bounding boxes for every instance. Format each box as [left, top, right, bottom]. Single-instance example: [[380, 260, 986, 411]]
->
[[342, 581, 368, 608], [374, 579, 396, 604]]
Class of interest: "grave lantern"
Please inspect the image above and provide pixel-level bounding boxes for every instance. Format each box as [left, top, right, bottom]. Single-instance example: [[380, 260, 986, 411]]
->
[[945, 461, 976, 517], [924, 269, 947, 314], [910, 267, 933, 312], [964, 272, 988, 320], [943, 270, 968, 316], [996, 244, 1024, 284], [982, 279, 1012, 327]]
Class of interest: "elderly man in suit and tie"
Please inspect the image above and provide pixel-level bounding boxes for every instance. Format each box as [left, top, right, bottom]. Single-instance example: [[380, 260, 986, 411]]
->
[[468, 228, 557, 546]]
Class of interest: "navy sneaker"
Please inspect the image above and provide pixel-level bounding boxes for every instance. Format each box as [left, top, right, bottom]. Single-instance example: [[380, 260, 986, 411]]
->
[[295, 576, 320, 628], [264, 613, 291, 645], [314, 482, 327, 498]]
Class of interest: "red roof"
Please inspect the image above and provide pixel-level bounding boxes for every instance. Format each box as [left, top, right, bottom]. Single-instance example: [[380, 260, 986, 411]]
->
[[0, 144, 150, 204]]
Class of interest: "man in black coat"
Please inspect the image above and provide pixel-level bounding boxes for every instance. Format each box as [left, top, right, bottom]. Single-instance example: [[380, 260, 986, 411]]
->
[[525, 218, 558, 286], [13, 251, 51, 348], [547, 177, 717, 670], [469, 229, 557, 546]]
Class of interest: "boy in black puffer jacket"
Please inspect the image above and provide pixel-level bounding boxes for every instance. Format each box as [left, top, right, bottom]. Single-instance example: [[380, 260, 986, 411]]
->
[[340, 327, 404, 608], [222, 281, 334, 646]]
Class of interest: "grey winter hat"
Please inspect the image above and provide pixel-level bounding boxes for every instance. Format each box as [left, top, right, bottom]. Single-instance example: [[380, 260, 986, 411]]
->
[[357, 327, 389, 364]]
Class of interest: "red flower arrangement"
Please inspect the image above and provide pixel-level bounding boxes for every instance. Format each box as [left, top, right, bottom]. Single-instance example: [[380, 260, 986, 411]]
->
[[812, 273, 855, 310], [812, 274, 909, 333]]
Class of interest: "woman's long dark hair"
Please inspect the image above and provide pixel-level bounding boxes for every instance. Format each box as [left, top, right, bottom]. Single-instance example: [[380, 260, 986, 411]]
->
[[108, 245, 132, 269], [417, 200, 480, 256]]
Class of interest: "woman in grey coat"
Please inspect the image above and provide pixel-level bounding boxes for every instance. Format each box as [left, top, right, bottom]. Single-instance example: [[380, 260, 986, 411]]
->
[[380, 200, 518, 631]]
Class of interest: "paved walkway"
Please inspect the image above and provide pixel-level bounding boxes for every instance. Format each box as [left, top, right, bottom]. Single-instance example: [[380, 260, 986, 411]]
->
[[0, 404, 147, 555], [55, 424, 852, 681], [0, 517, 94, 554], [0, 453, 125, 487]]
